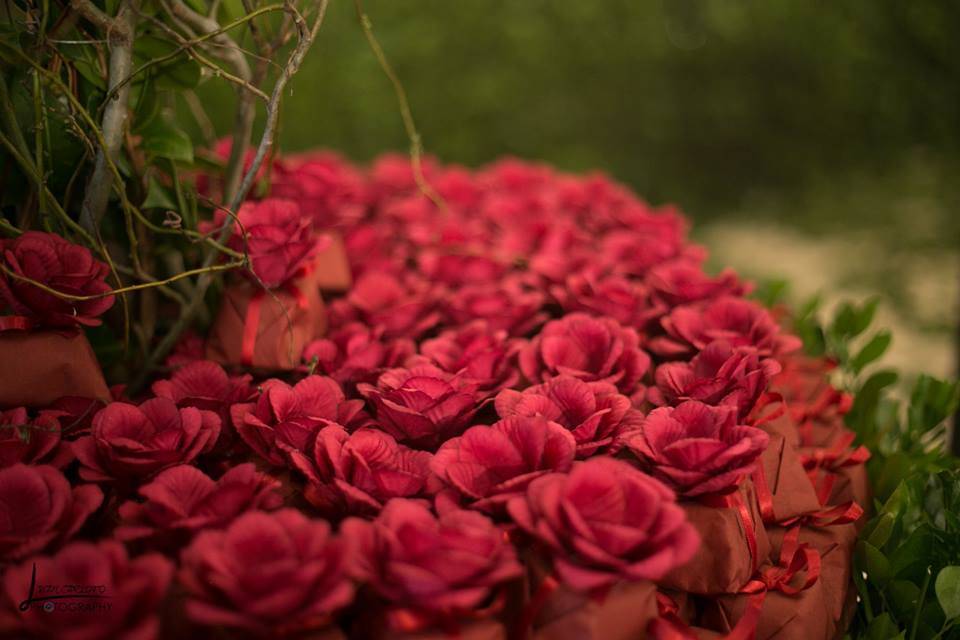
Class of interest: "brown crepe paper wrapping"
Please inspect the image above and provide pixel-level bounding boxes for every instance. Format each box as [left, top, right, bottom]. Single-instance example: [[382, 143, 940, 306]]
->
[[313, 232, 352, 292], [532, 580, 657, 640], [0, 329, 110, 407], [758, 432, 822, 524], [374, 619, 507, 640], [767, 524, 856, 631], [700, 577, 832, 640], [658, 480, 771, 595], [805, 461, 870, 519], [206, 275, 327, 371]]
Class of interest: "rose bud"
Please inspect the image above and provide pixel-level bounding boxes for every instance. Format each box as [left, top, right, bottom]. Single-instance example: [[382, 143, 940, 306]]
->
[[330, 269, 440, 339], [231, 375, 364, 467], [302, 322, 415, 387], [0, 231, 114, 328], [116, 464, 282, 546], [342, 499, 522, 622], [357, 365, 482, 451], [551, 271, 665, 329], [495, 376, 642, 457], [179, 509, 354, 636], [0, 407, 72, 468], [625, 401, 769, 497], [412, 320, 523, 396], [0, 464, 102, 561], [286, 424, 432, 517], [519, 312, 651, 397], [506, 457, 699, 592], [430, 416, 576, 514], [72, 398, 221, 483], [443, 277, 547, 337], [646, 259, 747, 309], [1, 541, 172, 640], [650, 296, 802, 359], [651, 340, 782, 420]]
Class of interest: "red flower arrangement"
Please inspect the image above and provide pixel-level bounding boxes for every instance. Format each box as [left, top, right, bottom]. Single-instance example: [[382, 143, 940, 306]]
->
[[0, 153, 864, 640]]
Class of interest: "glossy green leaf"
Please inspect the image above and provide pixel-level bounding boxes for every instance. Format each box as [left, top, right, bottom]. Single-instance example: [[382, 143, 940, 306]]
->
[[140, 118, 194, 163], [142, 176, 178, 210], [868, 513, 896, 549], [851, 330, 892, 374], [936, 566, 960, 619], [859, 541, 891, 586]]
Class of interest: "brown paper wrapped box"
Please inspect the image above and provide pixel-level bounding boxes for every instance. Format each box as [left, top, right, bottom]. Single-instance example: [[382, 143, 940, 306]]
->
[[0, 329, 110, 407], [767, 524, 855, 631], [206, 277, 327, 371], [658, 480, 771, 595], [373, 619, 506, 640], [701, 578, 832, 640], [532, 580, 658, 640], [758, 432, 822, 524], [313, 232, 353, 292]]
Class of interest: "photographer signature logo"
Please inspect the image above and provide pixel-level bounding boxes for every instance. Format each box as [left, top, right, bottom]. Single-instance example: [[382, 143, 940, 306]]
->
[[17, 563, 112, 615]]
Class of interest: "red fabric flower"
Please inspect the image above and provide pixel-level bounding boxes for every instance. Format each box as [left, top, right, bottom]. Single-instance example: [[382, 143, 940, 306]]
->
[[0, 231, 114, 328], [331, 270, 439, 339], [46, 396, 105, 438], [302, 322, 416, 387], [1, 540, 172, 640], [646, 260, 747, 309], [625, 401, 768, 497], [0, 407, 72, 468], [272, 151, 368, 229], [286, 424, 432, 517], [520, 312, 651, 397], [506, 457, 699, 591], [116, 463, 282, 544], [412, 320, 523, 396], [651, 296, 802, 359], [443, 277, 547, 337], [772, 354, 852, 426], [231, 375, 364, 466], [0, 464, 102, 561], [551, 271, 664, 328], [164, 330, 207, 369], [179, 509, 354, 635], [495, 376, 642, 457], [358, 365, 482, 450], [430, 416, 576, 513], [342, 499, 522, 617], [72, 399, 221, 482], [598, 207, 699, 276], [651, 340, 782, 420]]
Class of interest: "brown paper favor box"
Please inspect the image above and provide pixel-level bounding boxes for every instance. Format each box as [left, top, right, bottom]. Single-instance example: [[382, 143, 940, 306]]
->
[[658, 480, 771, 595], [312, 232, 352, 292], [532, 580, 658, 640], [206, 277, 327, 371], [701, 578, 833, 640], [757, 432, 822, 524], [0, 329, 110, 407], [380, 619, 507, 640]]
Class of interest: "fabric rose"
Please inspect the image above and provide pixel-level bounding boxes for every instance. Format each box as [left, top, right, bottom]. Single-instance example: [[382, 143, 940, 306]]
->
[[271, 151, 368, 228], [443, 277, 547, 337], [411, 320, 522, 396], [179, 509, 354, 635], [506, 457, 699, 591], [302, 322, 416, 387], [0, 540, 172, 640], [116, 463, 282, 545], [625, 401, 768, 497], [430, 416, 576, 513], [651, 340, 782, 420], [551, 271, 664, 328], [231, 375, 364, 466], [46, 396, 106, 438], [73, 398, 221, 482], [0, 407, 71, 468], [286, 424, 432, 517], [151, 360, 256, 436], [495, 376, 641, 457], [330, 269, 439, 339], [646, 259, 747, 308], [0, 464, 102, 561], [358, 365, 482, 450], [0, 231, 114, 328], [342, 499, 522, 619], [650, 296, 802, 359], [519, 312, 651, 397], [205, 198, 322, 289], [164, 330, 207, 369]]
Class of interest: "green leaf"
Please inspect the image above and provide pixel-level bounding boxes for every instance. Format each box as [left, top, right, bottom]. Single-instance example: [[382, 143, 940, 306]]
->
[[864, 612, 900, 640], [752, 279, 789, 308], [936, 566, 960, 619], [886, 579, 921, 623], [140, 118, 193, 163], [859, 540, 892, 586], [851, 330, 892, 374], [133, 36, 202, 89], [868, 513, 896, 549], [142, 176, 178, 210]]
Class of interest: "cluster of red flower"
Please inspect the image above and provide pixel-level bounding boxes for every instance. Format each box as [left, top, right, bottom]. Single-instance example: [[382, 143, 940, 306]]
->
[[0, 150, 868, 639]]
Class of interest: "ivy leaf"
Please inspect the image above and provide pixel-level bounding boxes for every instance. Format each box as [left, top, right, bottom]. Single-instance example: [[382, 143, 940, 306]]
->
[[936, 566, 960, 619], [851, 330, 892, 375], [142, 176, 177, 210], [140, 118, 194, 163]]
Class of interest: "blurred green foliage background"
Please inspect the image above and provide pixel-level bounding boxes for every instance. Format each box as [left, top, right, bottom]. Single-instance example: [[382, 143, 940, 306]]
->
[[198, 0, 959, 375]]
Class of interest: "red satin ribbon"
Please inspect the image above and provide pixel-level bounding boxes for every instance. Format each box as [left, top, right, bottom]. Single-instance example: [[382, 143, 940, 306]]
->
[[800, 431, 870, 472], [780, 501, 864, 528], [698, 488, 760, 574], [751, 460, 777, 525], [514, 574, 559, 640], [0, 315, 32, 331], [239, 284, 311, 367], [386, 589, 506, 638], [648, 593, 698, 640], [748, 391, 786, 427]]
